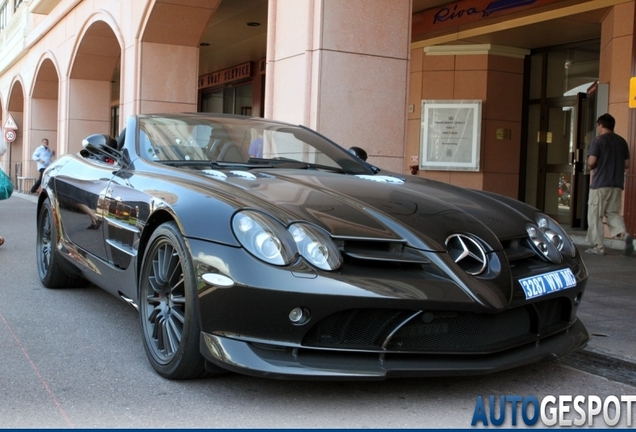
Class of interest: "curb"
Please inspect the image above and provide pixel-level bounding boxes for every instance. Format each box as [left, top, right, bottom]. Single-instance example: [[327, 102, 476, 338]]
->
[[568, 232, 632, 253]]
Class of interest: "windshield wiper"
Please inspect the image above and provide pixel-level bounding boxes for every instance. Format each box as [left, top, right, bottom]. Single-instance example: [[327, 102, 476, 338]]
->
[[257, 158, 347, 173], [158, 160, 274, 169]]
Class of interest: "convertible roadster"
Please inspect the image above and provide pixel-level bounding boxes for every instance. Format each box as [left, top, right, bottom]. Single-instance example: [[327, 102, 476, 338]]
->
[[35, 113, 589, 380]]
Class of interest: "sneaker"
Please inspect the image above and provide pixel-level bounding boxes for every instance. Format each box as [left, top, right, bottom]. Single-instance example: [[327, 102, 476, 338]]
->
[[585, 245, 606, 255], [624, 234, 634, 256]]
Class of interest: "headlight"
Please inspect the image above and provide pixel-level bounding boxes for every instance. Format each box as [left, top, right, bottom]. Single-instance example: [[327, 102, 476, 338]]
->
[[289, 224, 342, 271], [232, 211, 296, 265], [536, 214, 576, 258], [526, 224, 562, 263]]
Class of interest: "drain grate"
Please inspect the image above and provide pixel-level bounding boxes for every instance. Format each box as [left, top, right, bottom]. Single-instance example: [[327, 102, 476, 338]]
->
[[557, 350, 636, 388]]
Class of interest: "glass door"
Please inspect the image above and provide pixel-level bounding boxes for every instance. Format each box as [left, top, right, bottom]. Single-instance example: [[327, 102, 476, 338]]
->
[[543, 101, 577, 224], [522, 40, 600, 225]]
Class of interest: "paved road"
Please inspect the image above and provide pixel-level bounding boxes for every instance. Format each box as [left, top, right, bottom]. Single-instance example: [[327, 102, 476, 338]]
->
[[1, 194, 635, 428]]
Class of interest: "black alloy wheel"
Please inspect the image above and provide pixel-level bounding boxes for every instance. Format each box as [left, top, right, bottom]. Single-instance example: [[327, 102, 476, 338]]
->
[[36, 198, 86, 288], [139, 222, 212, 379]]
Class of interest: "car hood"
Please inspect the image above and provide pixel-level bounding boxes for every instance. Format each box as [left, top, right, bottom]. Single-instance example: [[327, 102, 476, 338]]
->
[[189, 169, 534, 252]]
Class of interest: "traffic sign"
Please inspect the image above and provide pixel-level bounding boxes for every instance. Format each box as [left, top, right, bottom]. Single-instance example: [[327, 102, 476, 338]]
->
[[3, 113, 17, 130], [4, 129, 16, 142]]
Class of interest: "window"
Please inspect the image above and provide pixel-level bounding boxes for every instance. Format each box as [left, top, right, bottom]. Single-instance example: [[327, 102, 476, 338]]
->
[[0, 1, 8, 32], [111, 106, 119, 137], [200, 83, 253, 115]]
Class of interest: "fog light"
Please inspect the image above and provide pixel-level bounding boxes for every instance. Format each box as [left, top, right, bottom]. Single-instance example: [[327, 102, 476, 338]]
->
[[289, 307, 310, 324]]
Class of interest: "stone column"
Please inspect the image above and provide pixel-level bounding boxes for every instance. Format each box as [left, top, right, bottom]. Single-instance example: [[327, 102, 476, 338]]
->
[[265, 0, 412, 172]]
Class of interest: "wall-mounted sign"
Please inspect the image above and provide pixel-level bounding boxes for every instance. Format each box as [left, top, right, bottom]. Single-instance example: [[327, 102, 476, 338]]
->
[[420, 100, 482, 171], [629, 77, 636, 108], [412, 0, 566, 39], [198, 62, 253, 90], [496, 128, 511, 140]]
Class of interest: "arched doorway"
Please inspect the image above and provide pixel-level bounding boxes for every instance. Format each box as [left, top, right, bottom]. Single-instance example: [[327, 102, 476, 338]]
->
[[31, 58, 60, 180], [68, 20, 122, 154], [6, 81, 25, 183]]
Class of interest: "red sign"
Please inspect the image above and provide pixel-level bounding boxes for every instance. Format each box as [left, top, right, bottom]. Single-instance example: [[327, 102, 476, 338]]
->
[[198, 62, 253, 90], [413, 0, 568, 40], [4, 129, 16, 142]]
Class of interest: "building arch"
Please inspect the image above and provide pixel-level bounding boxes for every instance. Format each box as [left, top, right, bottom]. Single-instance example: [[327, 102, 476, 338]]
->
[[135, 0, 219, 113], [66, 15, 123, 154], [6, 78, 26, 183], [28, 56, 61, 182], [0, 96, 5, 174]]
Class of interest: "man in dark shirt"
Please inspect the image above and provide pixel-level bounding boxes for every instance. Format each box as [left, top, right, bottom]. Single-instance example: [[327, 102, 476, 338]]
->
[[586, 113, 633, 256]]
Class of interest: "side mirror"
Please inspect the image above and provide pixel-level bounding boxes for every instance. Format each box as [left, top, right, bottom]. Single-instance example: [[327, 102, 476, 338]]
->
[[348, 146, 368, 161], [82, 134, 121, 160]]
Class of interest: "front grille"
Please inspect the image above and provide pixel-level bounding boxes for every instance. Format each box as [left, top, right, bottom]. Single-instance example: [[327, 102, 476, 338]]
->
[[386, 308, 530, 351], [302, 298, 570, 354]]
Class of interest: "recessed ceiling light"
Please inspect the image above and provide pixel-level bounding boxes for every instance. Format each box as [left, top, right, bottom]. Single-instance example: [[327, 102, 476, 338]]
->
[[246, 22, 260, 27]]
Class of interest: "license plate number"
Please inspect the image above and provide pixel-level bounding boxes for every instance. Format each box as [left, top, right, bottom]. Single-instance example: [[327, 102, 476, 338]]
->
[[518, 268, 576, 300]]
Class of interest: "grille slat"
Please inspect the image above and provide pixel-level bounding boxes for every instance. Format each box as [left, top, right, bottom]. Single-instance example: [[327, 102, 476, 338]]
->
[[302, 298, 570, 353]]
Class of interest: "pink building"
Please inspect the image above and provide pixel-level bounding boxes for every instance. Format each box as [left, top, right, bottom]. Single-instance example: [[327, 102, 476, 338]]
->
[[1, 0, 635, 232]]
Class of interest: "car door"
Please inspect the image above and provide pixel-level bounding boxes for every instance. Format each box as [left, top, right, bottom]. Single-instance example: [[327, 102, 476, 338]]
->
[[101, 169, 151, 272], [53, 158, 113, 261]]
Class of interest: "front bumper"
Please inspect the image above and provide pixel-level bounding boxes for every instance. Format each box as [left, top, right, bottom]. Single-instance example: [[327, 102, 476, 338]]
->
[[200, 319, 589, 380]]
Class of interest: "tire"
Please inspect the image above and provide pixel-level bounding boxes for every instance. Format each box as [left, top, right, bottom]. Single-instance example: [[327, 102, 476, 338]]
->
[[139, 222, 211, 379], [36, 199, 87, 288]]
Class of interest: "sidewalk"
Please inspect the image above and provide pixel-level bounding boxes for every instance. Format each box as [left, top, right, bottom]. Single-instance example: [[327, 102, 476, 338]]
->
[[564, 225, 636, 365]]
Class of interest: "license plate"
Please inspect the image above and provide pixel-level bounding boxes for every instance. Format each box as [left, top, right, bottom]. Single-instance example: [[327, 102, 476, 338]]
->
[[518, 268, 577, 300]]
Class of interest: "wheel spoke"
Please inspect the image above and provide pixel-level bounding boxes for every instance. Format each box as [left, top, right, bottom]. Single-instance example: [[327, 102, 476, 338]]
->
[[166, 317, 181, 353], [167, 252, 181, 286], [170, 307, 185, 325], [170, 274, 184, 295], [152, 255, 162, 283], [161, 319, 172, 354], [148, 273, 161, 294], [171, 296, 186, 305]]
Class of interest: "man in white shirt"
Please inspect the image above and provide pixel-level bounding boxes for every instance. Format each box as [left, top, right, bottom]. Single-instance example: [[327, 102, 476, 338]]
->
[[30, 138, 55, 193]]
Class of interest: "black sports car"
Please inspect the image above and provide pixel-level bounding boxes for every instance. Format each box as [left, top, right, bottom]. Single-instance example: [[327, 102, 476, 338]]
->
[[35, 113, 589, 380]]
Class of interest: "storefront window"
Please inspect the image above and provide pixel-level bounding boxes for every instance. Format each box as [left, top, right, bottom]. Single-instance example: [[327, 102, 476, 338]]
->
[[201, 83, 253, 115], [546, 42, 600, 99]]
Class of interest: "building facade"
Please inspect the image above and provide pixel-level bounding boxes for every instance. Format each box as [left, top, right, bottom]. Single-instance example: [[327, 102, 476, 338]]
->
[[1, 0, 635, 234]]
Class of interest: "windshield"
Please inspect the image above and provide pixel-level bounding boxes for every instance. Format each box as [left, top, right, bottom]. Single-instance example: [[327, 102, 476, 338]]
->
[[137, 115, 372, 174]]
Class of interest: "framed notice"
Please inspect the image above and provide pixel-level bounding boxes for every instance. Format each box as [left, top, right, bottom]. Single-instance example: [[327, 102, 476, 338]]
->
[[420, 100, 482, 171]]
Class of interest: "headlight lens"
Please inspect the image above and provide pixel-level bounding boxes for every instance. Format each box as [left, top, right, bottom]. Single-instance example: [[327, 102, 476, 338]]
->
[[232, 211, 296, 265], [289, 224, 342, 271], [535, 214, 576, 258], [232, 212, 342, 270], [526, 223, 561, 263]]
